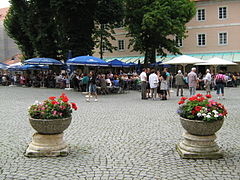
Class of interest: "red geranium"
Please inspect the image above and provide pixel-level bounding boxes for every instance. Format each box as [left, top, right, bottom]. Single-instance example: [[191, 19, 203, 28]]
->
[[71, 102, 78, 110], [197, 96, 205, 102], [178, 101, 185, 105], [62, 96, 69, 103], [192, 110, 196, 115], [196, 93, 203, 97], [180, 97, 187, 101], [205, 94, 212, 98], [51, 100, 58, 105], [194, 106, 202, 112], [189, 96, 197, 101], [49, 96, 56, 100]]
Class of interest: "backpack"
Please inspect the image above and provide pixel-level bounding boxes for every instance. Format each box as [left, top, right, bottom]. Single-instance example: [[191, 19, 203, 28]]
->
[[216, 75, 225, 84]]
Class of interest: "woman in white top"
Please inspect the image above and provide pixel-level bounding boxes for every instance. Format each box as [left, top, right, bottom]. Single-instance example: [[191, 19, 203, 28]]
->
[[149, 70, 159, 100]]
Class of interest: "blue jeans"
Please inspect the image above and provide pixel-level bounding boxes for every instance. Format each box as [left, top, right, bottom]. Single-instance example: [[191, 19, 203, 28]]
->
[[216, 83, 224, 95], [89, 84, 97, 93], [189, 87, 196, 96]]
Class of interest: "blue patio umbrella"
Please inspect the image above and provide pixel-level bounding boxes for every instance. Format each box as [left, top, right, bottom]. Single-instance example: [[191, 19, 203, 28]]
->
[[150, 61, 162, 67], [126, 62, 137, 66], [21, 64, 49, 70], [24, 58, 63, 65], [108, 59, 129, 67], [7, 65, 24, 71], [66, 56, 108, 66], [0, 63, 9, 70]]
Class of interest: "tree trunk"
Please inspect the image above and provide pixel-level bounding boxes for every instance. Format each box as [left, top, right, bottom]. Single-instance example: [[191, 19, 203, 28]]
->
[[144, 47, 156, 66], [99, 24, 104, 59]]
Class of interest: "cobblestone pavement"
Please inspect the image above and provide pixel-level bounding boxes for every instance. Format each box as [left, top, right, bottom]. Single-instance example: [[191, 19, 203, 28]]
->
[[0, 86, 240, 180]]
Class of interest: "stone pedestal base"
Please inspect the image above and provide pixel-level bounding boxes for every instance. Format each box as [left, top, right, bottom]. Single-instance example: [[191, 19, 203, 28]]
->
[[176, 132, 223, 159], [25, 133, 69, 157]]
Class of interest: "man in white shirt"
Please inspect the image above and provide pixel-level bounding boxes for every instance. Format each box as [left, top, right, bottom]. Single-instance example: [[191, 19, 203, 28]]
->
[[140, 68, 147, 99], [204, 69, 211, 95], [149, 70, 159, 100]]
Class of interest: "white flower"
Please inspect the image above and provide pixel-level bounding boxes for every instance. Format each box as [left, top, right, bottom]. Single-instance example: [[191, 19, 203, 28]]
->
[[197, 113, 202, 117], [202, 113, 207, 117], [212, 110, 218, 114], [206, 115, 211, 118], [214, 114, 219, 118], [34, 100, 41, 105]]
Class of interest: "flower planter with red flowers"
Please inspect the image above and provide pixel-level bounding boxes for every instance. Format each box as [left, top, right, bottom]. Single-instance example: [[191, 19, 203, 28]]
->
[[176, 94, 227, 159], [25, 93, 77, 157]]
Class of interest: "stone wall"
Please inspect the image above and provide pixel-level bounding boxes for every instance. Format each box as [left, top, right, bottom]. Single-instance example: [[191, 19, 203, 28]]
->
[[0, 21, 20, 62]]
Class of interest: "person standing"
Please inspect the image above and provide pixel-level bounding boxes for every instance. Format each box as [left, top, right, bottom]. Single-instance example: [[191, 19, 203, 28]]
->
[[188, 67, 198, 96], [160, 72, 168, 100], [149, 70, 159, 100], [175, 70, 185, 96], [86, 71, 98, 102], [203, 69, 211, 95], [140, 68, 147, 100], [163, 68, 171, 98], [214, 70, 226, 99], [146, 68, 151, 98]]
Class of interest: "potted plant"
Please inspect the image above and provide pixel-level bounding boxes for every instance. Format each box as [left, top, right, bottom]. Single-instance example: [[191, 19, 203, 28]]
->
[[25, 93, 77, 157], [176, 94, 227, 159]]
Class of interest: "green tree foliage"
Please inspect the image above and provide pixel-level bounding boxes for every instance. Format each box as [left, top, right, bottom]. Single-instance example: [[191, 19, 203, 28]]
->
[[26, 0, 58, 59], [50, 0, 97, 60], [94, 0, 124, 59], [125, 0, 196, 64], [4, 0, 34, 59], [4, 0, 124, 60]]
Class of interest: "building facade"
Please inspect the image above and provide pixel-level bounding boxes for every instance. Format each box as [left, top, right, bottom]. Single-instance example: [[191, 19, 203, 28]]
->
[[93, 0, 240, 70], [0, 8, 20, 62]]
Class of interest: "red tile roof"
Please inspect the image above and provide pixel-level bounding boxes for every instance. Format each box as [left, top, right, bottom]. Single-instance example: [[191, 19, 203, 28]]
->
[[0, 7, 9, 21], [3, 54, 23, 65]]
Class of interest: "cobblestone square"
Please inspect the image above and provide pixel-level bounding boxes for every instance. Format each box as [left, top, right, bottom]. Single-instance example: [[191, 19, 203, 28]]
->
[[0, 86, 239, 179]]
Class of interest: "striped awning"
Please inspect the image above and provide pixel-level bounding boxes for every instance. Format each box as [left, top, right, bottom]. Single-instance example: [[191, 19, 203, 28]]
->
[[104, 52, 240, 64]]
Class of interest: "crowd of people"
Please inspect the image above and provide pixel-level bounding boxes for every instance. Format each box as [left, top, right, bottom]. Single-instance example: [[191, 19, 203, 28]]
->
[[0, 68, 240, 101], [140, 67, 240, 101]]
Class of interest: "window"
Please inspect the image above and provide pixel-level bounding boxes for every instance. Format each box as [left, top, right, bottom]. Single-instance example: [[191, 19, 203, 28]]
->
[[219, 32, 227, 45], [219, 7, 227, 19], [197, 34, 206, 46], [118, 40, 125, 51], [176, 37, 183, 47], [197, 9, 205, 21]]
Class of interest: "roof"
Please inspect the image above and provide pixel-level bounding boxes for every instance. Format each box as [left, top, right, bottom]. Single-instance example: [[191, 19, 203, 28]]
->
[[104, 52, 240, 64], [0, 7, 9, 21], [3, 54, 23, 65]]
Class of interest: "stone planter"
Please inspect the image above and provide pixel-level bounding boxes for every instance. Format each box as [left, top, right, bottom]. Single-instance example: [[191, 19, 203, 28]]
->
[[180, 117, 224, 136], [176, 117, 224, 159], [25, 117, 72, 157], [29, 116, 72, 135]]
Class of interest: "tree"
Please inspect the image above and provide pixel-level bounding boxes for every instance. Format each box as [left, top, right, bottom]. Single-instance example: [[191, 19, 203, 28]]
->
[[50, 0, 97, 60], [125, 0, 196, 65], [25, 0, 58, 59], [94, 0, 124, 59], [4, 0, 34, 59]]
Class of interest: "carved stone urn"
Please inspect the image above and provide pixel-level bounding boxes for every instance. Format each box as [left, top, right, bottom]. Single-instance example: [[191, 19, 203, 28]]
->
[[176, 117, 224, 159], [25, 117, 72, 157]]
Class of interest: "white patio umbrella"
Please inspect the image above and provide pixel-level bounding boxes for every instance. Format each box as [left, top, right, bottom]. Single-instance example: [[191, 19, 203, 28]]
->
[[195, 57, 237, 73], [162, 55, 206, 73]]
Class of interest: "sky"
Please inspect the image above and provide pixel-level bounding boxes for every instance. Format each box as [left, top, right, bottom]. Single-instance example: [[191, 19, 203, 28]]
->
[[0, 0, 10, 9]]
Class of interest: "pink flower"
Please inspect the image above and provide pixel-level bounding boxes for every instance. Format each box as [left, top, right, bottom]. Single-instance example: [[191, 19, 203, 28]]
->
[[41, 107, 45, 110], [53, 111, 57, 115]]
